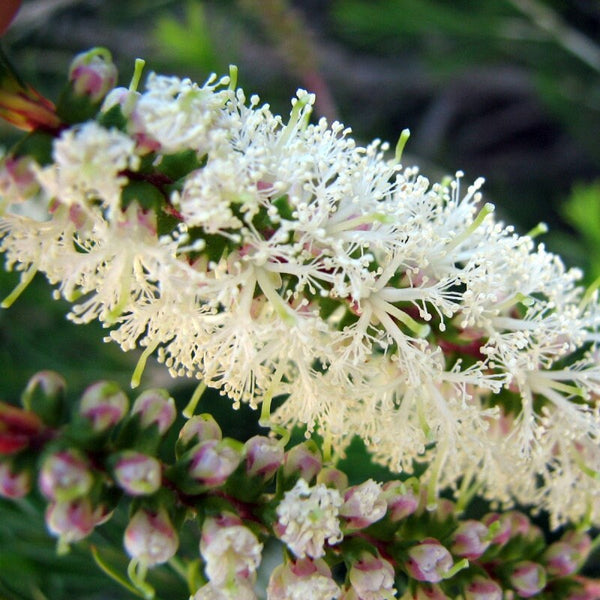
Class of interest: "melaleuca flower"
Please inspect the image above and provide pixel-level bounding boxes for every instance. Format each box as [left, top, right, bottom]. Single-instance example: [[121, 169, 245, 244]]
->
[[275, 478, 343, 558], [267, 557, 341, 600], [345, 551, 396, 600], [200, 514, 263, 587], [339, 479, 387, 530], [3, 56, 600, 525]]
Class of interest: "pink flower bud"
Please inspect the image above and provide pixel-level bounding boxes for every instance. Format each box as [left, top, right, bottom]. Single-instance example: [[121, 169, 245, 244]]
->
[[283, 441, 322, 482], [113, 451, 162, 496], [568, 576, 600, 600], [317, 467, 348, 491], [244, 435, 284, 480], [562, 531, 592, 563], [46, 498, 96, 543], [405, 539, 453, 583], [132, 389, 176, 435], [482, 513, 512, 546], [348, 552, 396, 599], [412, 584, 451, 599], [464, 575, 502, 600], [544, 541, 583, 577], [39, 450, 93, 501], [21, 370, 66, 427], [451, 520, 490, 560], [69, 48, 118, 103], [124, 507, 179, 566], [506, 510, 531, 537], [79, 381, 129, 432], [267, 558, 340, 600], [0, 400, 43, 455], [179, 414, 222, 448], [509, 561, 546, 598], [0, 460, 30, 498], [340, 479, 387, 530], [189, 439, 242, 487], [382, 480, 419, 521]]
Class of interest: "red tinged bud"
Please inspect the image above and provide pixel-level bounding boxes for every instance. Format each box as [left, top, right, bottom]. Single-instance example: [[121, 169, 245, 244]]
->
[[244, 435, 284, 480], [509, 561, 546, 598], [0, 400, 44, 454], [0, 459, 30, 498], [405, 539, 454, 583]]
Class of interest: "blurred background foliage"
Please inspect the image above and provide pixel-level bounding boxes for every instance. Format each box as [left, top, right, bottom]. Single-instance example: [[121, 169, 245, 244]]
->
[[1, 0, 600, 598]]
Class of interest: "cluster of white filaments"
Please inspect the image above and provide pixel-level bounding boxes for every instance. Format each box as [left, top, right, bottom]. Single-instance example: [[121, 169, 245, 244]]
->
[[2, 66, 600, 526]]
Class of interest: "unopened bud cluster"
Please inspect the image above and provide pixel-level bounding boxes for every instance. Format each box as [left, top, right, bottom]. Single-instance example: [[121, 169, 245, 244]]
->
[[1, 372, 599, 599]]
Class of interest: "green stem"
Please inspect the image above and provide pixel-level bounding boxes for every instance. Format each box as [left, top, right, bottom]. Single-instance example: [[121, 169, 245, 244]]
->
[[395, 128, 410, 162], [131, 338, 160, 389], [183, 381, 207, 419], [1, 263, 37, 308], [127, 559, 155, 600], [91, 546, 146, 598]]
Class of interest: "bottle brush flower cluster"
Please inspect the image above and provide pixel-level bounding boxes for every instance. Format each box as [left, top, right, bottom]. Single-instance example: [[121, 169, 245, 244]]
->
[[1, 47, 600, 531]]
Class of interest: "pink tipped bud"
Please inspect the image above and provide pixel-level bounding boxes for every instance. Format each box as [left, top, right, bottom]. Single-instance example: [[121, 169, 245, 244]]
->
[[283, 441, 322, 483], [79, 381, 129, 432], [189, 439, 242, 487], [132, 389, 176, 435], [482, 512, 512, 546], [382, 480, 418, 521], [317, 467, 349, 491], [568, 576, 600, 600], [21, 370, 66, 427], [0, 460, 30, 498], [405, 539, 453, 583], [509, 561, 546, 598], [464, 575, 502, 600], [113, 451, 162, 496], [544, 541, 584, 577], [348, 552, 396, 599], [178, 414, 222, 448], [46, 498, 96, 543], [0, 155, 39, 205], [39, 450, 93, 501], [340, 479, 387, 530], [412, 584, 451, 599], [506, 510, 531, 537], [244, 435, 284, 480], [124, 507, 179, 566], [451, 520, 490, 560], [69, 48, 118, 103], [561, 531, 592, 563]]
